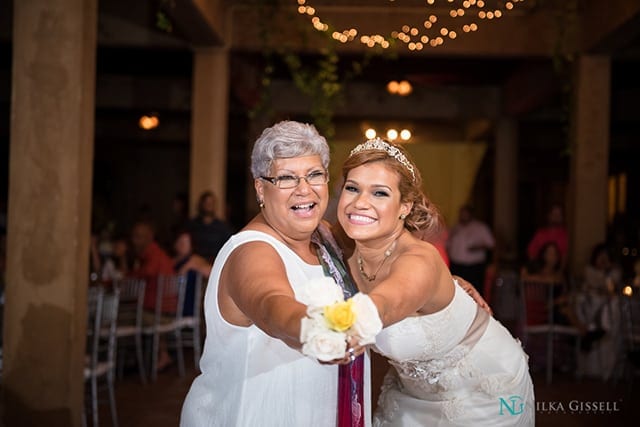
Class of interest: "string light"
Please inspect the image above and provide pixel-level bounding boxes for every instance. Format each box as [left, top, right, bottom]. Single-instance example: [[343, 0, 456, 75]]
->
[[296, 0, 525, 51], [365, 128, 377, 139], [363, 127, 413, 142]]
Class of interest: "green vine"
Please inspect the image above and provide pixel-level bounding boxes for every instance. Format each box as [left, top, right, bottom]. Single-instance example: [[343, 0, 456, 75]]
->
[[155, 0, 176, 33]]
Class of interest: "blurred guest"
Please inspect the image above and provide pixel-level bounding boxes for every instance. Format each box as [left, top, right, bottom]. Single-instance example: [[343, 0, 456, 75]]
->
[[576, 243, 621, 337], [527, 203, 568, 264], [173, 230, 211, 316], [575, 243, 623, 379], [90, 232, 128, 285], [521, 242, 565, 284], [447, 204, 495, 296], [187, 191, 233, 263], [124, 220, 175, 370], [521, 242, 581, 330], [582, 243, 622, 295]]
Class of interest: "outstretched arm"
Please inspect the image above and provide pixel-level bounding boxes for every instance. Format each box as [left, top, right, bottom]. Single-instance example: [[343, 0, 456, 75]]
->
[[221, 241, 308, 349]]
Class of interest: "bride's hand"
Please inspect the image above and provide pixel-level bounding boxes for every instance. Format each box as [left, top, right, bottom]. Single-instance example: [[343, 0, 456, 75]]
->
[[454, 275, 493, 316]]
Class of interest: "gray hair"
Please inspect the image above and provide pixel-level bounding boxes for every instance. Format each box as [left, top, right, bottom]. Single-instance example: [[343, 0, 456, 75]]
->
[[250, 121, 330, 178]]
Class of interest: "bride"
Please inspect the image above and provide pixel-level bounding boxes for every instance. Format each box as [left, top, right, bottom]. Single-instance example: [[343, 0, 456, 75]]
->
[[337, 138, 535, 426]]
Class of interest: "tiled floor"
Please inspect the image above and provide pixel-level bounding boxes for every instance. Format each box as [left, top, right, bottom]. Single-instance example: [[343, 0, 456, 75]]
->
[[97, 353, 639, 427]]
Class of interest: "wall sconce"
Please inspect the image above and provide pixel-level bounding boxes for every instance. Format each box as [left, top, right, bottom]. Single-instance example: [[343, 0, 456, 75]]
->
[[139, 113, 160, 130], [387, 80, 413, 96]]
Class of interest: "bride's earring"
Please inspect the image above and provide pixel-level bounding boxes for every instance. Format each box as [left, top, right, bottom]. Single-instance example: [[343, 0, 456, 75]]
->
[[399, 213, 407, 220]]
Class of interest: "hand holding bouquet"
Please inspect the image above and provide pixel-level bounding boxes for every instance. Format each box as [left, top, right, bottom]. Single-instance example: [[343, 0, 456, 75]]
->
[[298, 277, 382, 362]]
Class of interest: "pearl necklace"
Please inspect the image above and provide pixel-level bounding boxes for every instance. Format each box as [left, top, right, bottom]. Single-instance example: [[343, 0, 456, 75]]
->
[[357, 239, 398, 282]]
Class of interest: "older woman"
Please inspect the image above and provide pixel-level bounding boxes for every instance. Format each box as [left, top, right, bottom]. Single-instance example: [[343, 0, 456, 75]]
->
[[180, 121, 368, 427], [337, 138, 534, 426]]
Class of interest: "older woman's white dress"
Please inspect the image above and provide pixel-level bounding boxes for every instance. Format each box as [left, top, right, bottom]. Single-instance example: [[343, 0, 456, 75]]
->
[[373, 283, 535, 426], [180, 231, 341, 427]]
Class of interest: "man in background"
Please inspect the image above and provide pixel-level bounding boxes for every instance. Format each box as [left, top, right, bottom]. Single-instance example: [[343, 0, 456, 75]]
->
[[187, 191, 233, 264], [447, 204, 495, 296]]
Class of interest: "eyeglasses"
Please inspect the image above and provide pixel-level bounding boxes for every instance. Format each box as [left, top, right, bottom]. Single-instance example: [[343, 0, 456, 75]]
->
[[260, 170, 329, 189]]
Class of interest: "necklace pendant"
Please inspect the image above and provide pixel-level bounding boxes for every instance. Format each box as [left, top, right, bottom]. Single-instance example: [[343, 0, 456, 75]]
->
[[357, 238, 399, 283]]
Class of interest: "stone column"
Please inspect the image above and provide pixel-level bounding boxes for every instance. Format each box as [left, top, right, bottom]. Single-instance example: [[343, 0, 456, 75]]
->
[[569, 55, 611, 275], [493, 118, 518, 261], [4, 0, 97, 426], [190, 48, 229, 219]]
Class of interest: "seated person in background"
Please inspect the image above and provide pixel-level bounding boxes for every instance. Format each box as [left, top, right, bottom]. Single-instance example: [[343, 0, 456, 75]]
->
[[520, 242, 584, 333], [521, 241, 565, 284], [576, 243, 622, 347], [125, 220, 175, 371], [582, 243, 622, 296], [173, 230, 212, 317], [526, 203, 569, 265]]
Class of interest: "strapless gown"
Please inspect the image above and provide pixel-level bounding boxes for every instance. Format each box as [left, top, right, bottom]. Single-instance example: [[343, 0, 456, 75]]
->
[[373, 282, 535, 426]]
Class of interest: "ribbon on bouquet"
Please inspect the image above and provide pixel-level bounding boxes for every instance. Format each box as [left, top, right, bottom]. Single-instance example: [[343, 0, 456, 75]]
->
[[312, 225, 365, 427]]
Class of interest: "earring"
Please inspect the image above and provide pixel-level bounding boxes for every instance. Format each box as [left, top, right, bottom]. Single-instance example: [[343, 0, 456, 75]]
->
[[258, 200, 265, 209], [399, 213, 407, 220]]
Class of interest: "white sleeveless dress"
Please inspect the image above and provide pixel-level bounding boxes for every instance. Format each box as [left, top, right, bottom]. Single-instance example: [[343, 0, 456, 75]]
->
[[180, 231, 341, 427], [373, 283, 535, 426]]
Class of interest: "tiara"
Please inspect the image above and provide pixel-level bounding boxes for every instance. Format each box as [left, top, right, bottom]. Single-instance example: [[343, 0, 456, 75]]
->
[[349, 137, 416, 182]]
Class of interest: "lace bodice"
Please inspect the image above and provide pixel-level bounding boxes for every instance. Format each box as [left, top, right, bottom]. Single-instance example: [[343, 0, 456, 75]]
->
[[373, 283, 534, 425]]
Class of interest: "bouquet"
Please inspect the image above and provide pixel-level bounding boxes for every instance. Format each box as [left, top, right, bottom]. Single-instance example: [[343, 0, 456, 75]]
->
[[298, 277, 383, 362]]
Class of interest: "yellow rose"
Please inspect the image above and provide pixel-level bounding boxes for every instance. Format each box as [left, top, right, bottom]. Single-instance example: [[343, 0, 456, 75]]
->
[[324, 300, 356, 332]]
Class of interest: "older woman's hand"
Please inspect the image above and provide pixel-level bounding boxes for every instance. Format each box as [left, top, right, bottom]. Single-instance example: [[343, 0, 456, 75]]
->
[[322, 336, 367, 365], [454, 275, 493, 316]]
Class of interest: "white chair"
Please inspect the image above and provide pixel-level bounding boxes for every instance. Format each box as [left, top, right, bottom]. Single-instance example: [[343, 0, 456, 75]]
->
[[112, 278, 147, 384], [178, 273, 205, 370], [520, 279, 581, 384], [84, 286, 120, 427], [143, 274, 186, 382]]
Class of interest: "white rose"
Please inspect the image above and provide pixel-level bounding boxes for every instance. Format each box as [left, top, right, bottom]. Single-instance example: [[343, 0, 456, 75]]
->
[[297, 277, 344, 307], [300, 312, 325, 343], [348, 293, 383, 345], [301, 329, 347, 362]]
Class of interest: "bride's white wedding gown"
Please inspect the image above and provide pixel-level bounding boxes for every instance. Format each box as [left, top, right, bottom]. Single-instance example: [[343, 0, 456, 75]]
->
[[373, 282, 535, 426]]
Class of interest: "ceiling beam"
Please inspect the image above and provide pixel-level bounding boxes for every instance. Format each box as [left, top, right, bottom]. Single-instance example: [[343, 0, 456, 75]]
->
[[165, 0, 226, 46]]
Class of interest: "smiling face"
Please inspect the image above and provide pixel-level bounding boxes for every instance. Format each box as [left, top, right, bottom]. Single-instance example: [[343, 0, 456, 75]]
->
[[337, 161, 412, 243], [255, 155, 329, 241]]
